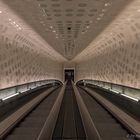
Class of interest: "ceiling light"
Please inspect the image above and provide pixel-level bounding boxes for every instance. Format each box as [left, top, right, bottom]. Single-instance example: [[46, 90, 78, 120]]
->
[[89, 20, 93, 23], [102, 9, 106, 12], [40, 21, 44, 24], [97, 17, 101, 20], [104, 3, 111, 7], [99, 13, 104, 17], [50, 26, 53, 29], [82, 31, 85, 34], [126, 18, 131, 21], [53, 30, 56, 33]]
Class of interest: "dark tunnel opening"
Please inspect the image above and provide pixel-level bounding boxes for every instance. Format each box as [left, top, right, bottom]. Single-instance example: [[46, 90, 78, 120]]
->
[[64, 69, 74, 82]]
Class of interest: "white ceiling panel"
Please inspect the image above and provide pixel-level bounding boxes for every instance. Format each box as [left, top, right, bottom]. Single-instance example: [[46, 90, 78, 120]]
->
[[2, 0, 131, 60]]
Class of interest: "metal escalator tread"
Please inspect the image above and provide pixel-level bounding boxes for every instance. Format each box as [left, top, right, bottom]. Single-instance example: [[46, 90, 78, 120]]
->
[[74, 100, 86, 139], [62, 90, 77, 138], [4, 135, 37, 140], [101, 138, 134, 140], [52, 98, 65, 138], [12, 127, 41, 135], [78, 88, 135, 140], [5, 88, 61, 140], [53, 81, 86, 140]]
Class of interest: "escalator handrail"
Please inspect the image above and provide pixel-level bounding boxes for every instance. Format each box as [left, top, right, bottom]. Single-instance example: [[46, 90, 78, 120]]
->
[[37, 82, 67, 140], [72, 81, 101, 140]]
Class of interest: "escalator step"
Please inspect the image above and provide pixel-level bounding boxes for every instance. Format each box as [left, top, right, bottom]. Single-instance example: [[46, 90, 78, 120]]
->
[[102, 137, 134, 140], [19, 122, 44, 127], [12, 127, 41, 135], [5, 135, 37, 140]]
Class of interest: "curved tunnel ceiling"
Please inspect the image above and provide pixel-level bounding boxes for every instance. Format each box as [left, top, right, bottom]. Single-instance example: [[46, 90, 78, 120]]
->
[[2, 0, 132, 60]]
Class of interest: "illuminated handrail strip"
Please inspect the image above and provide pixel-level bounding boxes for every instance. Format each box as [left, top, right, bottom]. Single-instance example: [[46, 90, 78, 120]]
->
[[0, 80, 59, 101], [80, 80, 140, 102], [2, 93, 19, 101], [121, 94, 139, 102], [96, 84, 139, 102]]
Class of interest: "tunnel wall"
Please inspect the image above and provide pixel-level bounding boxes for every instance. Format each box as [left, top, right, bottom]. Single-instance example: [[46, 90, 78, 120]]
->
[[0, 7, 64, 89], [74, 0, 140, 89]]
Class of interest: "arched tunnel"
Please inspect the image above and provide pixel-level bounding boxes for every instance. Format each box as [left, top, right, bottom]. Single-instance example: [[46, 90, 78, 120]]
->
[[0, 0, 139, 140]]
